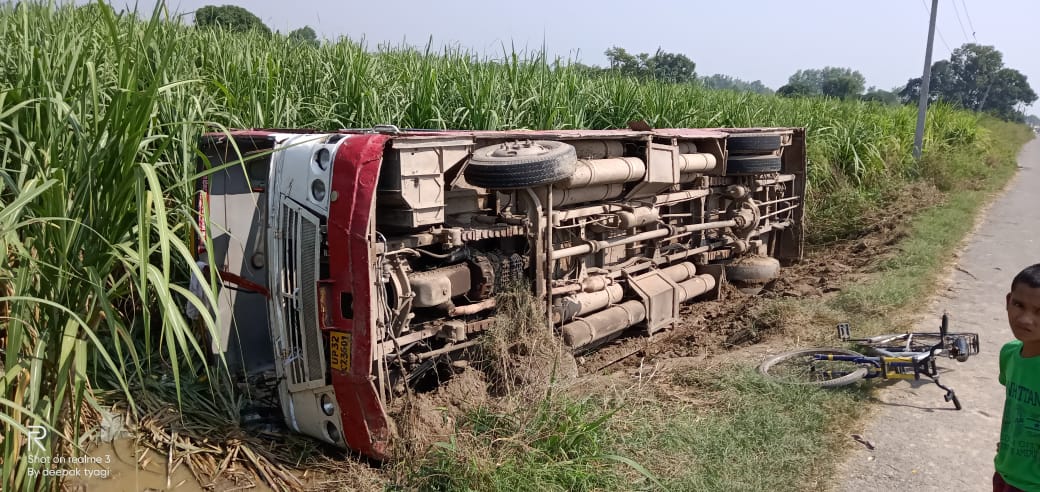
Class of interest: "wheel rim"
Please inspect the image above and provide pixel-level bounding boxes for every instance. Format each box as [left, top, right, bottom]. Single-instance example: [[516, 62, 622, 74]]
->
[[763, 351, 863, 384], [489, 140, 555, 158]]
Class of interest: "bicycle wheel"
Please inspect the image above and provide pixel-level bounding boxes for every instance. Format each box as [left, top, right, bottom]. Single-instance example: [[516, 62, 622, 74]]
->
[[860, 333, 943, 353], [758, 348, 869, 387]]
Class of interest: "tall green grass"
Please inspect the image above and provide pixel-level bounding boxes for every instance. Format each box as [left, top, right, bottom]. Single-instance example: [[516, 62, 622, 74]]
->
[[0, 1, 1009, 489], [0, 4, 224, 490]]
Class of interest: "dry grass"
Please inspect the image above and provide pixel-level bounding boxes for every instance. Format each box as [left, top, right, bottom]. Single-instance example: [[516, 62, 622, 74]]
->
[[478, 281, 576, 397], [92, 383, 305, 491]]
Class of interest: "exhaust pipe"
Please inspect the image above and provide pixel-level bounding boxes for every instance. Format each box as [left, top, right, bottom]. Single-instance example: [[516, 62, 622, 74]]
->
[[561, 300, 646, 349], [561, 271, 716, 351]]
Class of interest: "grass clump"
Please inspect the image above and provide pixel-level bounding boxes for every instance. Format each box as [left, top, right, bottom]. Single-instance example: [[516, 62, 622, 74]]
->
[[479, 280, 563, 395], [616, 367, 868, 492], [401, 282, 651, 491], [404, 393, 650, 492]]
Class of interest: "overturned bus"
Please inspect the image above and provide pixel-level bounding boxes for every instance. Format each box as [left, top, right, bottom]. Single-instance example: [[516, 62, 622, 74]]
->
[[196, 125, 806, 459]]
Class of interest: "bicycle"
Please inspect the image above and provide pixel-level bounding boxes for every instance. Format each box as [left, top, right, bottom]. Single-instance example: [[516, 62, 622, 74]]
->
[[758, 312, 980, 409]]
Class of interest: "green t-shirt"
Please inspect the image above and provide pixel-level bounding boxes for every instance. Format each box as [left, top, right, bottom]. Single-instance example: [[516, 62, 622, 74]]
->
[[996, 340, 1040, 489]]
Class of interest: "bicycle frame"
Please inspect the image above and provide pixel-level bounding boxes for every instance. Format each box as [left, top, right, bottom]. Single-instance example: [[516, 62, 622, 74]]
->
[[811, 352, 936, 381]]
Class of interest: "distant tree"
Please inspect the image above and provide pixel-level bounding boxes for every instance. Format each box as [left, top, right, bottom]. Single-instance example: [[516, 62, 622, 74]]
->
[[648, 49, 696, 83], [76, 2, 116, 17], [820, 70, 866, 99], [899, 60, 956, 104], [900, 43, 1037, 121], [700, 74, 773, 94], [604, 46, 696, 83], [861, 86, 899, 105], [605, 47, 641, 75], [983, 68, 1037, 121], [194, 5, 270, 34], [288, 26, 318, 47], [567, 62, 602, 74], [1026, 114, 1040, 127], [783, 67, 865, 99], [777, 81, 815, 97], [786, 69, 826, 93]]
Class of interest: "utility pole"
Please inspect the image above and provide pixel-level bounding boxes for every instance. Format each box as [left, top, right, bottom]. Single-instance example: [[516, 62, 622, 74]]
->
[[913, 0, 939, 160]]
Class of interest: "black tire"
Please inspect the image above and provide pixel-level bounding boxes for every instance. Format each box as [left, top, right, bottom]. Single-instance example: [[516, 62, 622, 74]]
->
[[726, 155, 782, 175], [758, 348, 869, 387], [727, 133, 782, 153], [464, 140, 577, 189]]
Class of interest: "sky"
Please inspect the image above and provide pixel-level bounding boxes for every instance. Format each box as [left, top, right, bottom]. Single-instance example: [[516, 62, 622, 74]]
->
[[111, 0, 1038, 112]]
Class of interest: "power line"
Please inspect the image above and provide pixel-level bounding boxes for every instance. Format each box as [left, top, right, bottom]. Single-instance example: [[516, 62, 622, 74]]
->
[[920, 0, 952, 54], [937, 31, 952, 53], [959, 0, 978, 41], [949, 0, 971, 43]]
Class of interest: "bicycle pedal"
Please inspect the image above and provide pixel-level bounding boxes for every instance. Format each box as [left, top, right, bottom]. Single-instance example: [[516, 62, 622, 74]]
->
[[944, 392, 954, 402]]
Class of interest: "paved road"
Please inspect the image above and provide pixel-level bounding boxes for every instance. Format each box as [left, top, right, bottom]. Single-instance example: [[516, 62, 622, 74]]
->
[[836, 138, 1040, 491]]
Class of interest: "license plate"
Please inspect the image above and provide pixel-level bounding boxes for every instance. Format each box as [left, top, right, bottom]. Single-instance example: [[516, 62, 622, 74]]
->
[[329, 332, 351, 372]]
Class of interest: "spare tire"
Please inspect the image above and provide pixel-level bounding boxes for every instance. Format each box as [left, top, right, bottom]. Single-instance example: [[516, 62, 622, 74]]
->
[[727, 133, 782, 153], [726, 155, 782, 175], [464, 140, 577, 189], [726, 256, 781, 295], [726, 256, 781, 284]]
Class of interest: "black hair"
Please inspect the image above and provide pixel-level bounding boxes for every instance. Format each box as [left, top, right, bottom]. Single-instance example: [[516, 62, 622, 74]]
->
[[1012, 264, 1040, 290]]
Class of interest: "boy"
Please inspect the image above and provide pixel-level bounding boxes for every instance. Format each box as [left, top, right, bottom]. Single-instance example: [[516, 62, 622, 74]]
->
[[995, 263, 1040, 491]]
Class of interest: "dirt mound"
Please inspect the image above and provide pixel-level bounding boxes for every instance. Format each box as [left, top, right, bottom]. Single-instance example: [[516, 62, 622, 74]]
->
[[389, 366, 490, 456], [388, 282, 581, 458]]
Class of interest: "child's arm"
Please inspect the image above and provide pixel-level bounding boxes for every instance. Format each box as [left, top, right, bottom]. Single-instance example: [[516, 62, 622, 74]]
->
[[999, 342, 1015, 386]]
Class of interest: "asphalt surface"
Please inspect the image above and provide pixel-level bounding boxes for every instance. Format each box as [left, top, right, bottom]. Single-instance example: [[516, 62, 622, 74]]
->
[[836, 137, 1040, 491]]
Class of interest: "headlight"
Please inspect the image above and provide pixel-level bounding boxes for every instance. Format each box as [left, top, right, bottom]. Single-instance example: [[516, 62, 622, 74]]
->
[[315, 148, 331, 170], [311, 179, 326, 202], [326, 421, 341, 442], [320, 394, 335, 416]]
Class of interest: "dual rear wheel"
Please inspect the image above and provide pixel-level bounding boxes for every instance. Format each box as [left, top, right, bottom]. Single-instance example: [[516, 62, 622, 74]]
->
[[726, 133, 783, 174]]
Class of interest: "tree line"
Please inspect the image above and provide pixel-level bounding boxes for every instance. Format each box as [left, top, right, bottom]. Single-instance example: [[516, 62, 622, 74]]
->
[[594, 47, 774, 94], [898, 44, 1037, 122], [599, 44, 1035, 122]]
